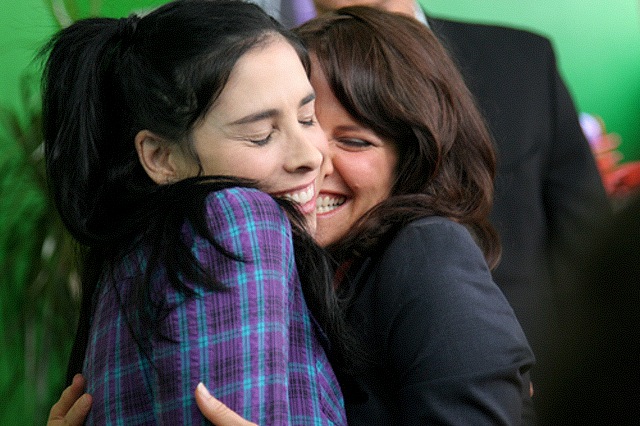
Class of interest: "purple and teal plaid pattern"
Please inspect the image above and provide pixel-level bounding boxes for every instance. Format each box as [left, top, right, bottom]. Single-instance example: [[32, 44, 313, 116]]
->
[[83, 187, 346, 425]]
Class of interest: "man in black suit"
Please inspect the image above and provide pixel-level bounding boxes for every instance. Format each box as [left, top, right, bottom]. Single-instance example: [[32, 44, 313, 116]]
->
[[308, 0, 612, 416]]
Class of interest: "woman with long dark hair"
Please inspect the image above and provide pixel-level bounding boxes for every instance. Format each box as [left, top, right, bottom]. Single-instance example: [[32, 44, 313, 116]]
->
[[41, 0, 349, 423], [299, 7, 533, 423]]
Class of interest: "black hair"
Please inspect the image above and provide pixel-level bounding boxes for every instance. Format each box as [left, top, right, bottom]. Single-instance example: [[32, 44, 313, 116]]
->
[[40, 0, 352, 383]]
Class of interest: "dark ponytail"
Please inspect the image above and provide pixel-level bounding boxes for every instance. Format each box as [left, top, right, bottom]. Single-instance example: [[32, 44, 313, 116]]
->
[[41, 17, 143, 246]]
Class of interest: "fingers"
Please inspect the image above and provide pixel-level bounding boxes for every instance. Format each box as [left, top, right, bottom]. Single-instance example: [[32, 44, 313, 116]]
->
[[62, 393, 92, 425], [195, 382, 257, 426], [49, 374, 85, 419], [48, 374, 92, 425], [64, 393, 92, 426]]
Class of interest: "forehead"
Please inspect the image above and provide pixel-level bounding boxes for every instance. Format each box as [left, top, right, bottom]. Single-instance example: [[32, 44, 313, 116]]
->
[[228, 37, 306, 90], [208, 37, 312, 119]]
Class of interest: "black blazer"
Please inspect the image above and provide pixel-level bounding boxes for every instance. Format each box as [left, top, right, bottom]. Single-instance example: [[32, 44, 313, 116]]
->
[[342, 217, 534, 425], [427, 14, 612, 402]]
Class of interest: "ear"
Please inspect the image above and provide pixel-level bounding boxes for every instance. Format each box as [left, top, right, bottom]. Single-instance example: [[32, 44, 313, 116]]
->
[[135, 130, 188, 184]]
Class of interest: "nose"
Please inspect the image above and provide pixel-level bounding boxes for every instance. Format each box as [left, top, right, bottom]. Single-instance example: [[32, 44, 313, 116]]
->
[[318, 135, 334, 182], [284, 127, 323, 174]]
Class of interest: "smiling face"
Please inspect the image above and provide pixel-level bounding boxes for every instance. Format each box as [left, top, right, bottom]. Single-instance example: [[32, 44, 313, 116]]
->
[[187, 36, 329, 232], [311, 58, 398, 246]]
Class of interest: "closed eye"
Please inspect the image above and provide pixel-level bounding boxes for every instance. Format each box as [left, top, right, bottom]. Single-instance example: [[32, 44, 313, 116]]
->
[[249, 132, 274, 146], [300, 117, 317, 127], [336, 138, 373, 149]]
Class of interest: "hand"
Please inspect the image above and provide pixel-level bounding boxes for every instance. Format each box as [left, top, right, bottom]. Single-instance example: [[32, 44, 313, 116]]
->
[[530, 381, 534, 397], [195, 382, 258, 426], [48, 374, 92, 426]]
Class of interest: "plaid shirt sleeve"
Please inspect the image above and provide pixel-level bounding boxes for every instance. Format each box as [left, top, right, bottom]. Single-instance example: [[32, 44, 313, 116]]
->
[[165, 187, 296, 423], [83, 187, 345, 425]]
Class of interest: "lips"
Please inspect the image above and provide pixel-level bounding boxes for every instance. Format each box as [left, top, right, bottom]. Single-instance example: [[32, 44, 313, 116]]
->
[[279, 183, 316, 214], [316, 194, 346, 214]]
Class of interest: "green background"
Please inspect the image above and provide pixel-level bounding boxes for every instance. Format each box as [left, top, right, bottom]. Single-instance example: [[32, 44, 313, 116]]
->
[[1, 0, 638, 160], [0, 0, 638, 424]]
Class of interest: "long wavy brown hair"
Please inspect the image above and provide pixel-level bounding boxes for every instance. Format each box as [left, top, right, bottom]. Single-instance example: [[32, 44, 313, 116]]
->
[[295, 6, 501, 269]]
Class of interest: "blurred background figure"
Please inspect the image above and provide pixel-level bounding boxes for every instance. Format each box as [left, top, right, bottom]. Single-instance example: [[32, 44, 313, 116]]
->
[[580, 112, 640, 204], [250, 0, 315, 28], [539, 193, 640, 424]]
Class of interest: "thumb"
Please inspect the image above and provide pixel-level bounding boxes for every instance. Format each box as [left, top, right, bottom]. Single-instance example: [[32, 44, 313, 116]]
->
[[195, 382, 258, 426]]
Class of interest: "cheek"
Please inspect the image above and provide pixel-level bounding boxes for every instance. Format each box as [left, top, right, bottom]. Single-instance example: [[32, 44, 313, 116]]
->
[[376, 150, 398, 196], [310, 127, 330, 156], [354, 156, 396, 206], [379, 166, 396, 198], [337, 154, 388, 193], [197, 151, 233, 176], [199, 148, 276, 183], [331, 154, 357, 188]]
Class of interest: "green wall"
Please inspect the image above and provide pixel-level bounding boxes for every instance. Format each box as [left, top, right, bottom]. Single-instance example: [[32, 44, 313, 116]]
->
[[422, 0, 640, 162], [0, 0, 167, 127], [0, 2, 168, 423], [1, 0, 639, 159]]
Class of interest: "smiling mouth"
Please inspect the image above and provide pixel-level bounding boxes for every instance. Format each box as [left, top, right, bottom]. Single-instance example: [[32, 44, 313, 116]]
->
[[280, 184, 315, 205], [316, 195, 346, 214]]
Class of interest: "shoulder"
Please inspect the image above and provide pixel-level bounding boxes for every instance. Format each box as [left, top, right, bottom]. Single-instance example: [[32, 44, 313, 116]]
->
[[205, 186, 283, 218], [203, 187, 289, 232], [429, 16, 552, 51], [370, 216, 492, 296], [388, 216, 482, 260], [362, 217, 531, 360], [401, 214, 472, 238], [185, 187, 293, 264], [428, 15, 555, 73]]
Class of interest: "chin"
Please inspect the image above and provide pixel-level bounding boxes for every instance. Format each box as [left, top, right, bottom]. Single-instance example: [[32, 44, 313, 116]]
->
[[306, 218, 317, 236], [314, 228, 335, 248]]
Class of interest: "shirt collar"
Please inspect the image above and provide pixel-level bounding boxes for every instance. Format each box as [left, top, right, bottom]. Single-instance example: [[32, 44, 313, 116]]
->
[[413, 1, 429, 27]]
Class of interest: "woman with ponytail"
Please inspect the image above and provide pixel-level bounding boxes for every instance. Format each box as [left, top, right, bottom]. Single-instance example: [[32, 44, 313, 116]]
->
[[41, 0, 348, 424]]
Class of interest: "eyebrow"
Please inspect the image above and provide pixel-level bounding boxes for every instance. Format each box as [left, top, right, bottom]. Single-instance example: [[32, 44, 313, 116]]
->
[[228, 92, 316, 126], [334, 124, 368, 132]]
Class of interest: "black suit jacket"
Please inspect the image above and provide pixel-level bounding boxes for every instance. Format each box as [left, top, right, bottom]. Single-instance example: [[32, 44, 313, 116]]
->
[[342, 217, 534, 425], [427, 14, 612, 404]]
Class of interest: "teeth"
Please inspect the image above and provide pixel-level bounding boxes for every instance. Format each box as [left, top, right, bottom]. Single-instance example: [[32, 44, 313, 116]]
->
[[316, 195, 345, 213], [282, 185, 314, 205]]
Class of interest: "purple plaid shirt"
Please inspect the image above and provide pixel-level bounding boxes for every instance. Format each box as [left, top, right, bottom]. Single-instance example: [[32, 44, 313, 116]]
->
[[83, 187, 346, 425]]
